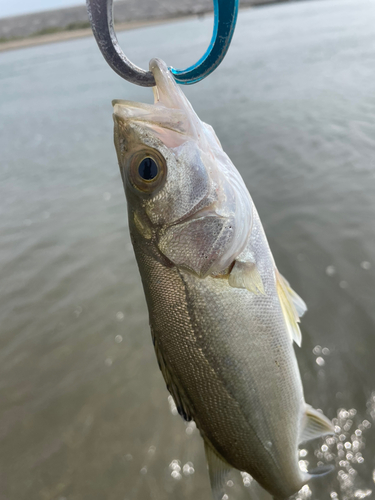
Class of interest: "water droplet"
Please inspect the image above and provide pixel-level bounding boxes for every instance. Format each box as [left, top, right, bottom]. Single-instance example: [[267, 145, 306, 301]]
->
[[116, 312, 124, 321], [265, 441, 272, 450], [115, 335, 123, 343], [326, 265, 336, 276]]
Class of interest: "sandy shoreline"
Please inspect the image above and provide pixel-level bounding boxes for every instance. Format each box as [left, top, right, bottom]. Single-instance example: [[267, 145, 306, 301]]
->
[[0, 15, 200, 53]]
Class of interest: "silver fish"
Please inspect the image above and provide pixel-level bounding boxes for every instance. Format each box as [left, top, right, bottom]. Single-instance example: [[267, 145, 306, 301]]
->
[[113, 58, 334, 500]]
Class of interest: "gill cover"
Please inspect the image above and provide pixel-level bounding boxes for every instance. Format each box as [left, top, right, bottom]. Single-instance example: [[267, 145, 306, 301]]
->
[[113, 59, 253, 277]]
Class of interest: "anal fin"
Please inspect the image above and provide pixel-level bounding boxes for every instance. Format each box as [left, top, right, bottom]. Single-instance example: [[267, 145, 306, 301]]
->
[[204, 441, 232, 500], [299, 405, 334, 443]]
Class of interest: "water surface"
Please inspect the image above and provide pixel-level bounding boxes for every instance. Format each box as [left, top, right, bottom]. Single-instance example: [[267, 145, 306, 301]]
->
[[1, 0, 375, 499]]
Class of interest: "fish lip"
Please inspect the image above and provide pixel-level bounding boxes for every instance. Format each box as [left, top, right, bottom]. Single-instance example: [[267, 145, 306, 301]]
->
[[112, 100, 187, 136]]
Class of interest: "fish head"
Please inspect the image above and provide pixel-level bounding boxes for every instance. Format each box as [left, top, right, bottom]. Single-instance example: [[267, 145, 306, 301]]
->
[[113, 58, 252, 278]]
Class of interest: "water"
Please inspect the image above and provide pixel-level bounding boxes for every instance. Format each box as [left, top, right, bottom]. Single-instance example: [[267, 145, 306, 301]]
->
[[1, 0, 375, 499]]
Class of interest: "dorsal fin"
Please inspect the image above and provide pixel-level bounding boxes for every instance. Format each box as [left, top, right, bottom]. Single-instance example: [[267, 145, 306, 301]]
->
[[204, 441, 233, 500], [275, 269, 306, 347], [299, 405, 334, 443]]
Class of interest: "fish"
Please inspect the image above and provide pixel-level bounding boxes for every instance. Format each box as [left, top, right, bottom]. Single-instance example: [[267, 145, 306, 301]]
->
[[112, 58, 334, 500]]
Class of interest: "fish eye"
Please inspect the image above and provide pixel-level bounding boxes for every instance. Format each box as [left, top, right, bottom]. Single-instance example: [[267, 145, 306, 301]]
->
[[138, 157, 158, 181], [128, 148, 167, 194]]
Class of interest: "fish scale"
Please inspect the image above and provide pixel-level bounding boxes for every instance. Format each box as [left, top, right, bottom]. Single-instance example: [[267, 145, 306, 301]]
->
[[114, 58, 334, 500]]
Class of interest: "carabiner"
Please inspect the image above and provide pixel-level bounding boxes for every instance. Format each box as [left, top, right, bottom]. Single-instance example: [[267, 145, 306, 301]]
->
[[86, 0, 239, 87]]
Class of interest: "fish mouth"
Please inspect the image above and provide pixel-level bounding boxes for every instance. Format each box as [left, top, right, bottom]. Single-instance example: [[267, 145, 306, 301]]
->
[[112, 99, 187, 136], [112, 58, 201, 147]]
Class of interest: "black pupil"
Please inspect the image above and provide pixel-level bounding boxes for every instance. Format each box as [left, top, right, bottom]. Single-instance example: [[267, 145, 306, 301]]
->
[[138, 157, 158, 180]]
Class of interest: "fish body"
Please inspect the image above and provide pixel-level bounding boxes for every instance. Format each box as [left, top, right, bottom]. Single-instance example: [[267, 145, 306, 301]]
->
[[113, 59, 333, 499]]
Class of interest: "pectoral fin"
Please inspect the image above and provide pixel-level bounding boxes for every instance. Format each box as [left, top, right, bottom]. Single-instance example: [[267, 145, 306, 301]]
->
[[204, 442, 232, 500], [228, 260, 265, 295], [299, 405, 334, 443], [275, 269, 306, 347]]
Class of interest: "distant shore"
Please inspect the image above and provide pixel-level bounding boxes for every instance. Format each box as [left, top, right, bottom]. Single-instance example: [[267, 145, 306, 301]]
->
[[0, 0, 303, 53], [0, 17, 187, 53]]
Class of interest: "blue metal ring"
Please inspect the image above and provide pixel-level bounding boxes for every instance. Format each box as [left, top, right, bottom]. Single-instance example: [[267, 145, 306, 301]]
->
[[171, 0, 239, 85], [86, 0, 239, 86]]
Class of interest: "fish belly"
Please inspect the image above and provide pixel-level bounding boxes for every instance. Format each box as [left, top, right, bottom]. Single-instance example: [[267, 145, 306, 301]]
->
[[133, 225, 306, 498]]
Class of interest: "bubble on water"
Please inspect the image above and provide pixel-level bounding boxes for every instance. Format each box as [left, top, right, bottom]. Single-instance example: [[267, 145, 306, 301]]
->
[[316, 357, 325, 366], [326, 265, 336, 276], [171, 470, 181, 480], [296, 484, 312, 499], [299, 449, 308, 457], [299, 460, 309, 473], [116, 312, 124, 321], [322, 347, 330, 355], [372, 470, 375, 483], [354, 490, 372, 499], [125, 454, 133, 461], [330, 492, 338, 499], [186, 421, 196, 435], [140, 466, 147, 475], [115, 335, 123, 343], [169, 460, 181, 472], [74, 306, 83, 317], [339, 280, 348, 289], [227, 480, 234, 487], [168, 395, 178, 416], [360, 261, 371, 270], [313, 345, 322, 355], [183, 462, 195, 475], [103, 192, 111, 201], [148, 445, 156, 456], [240, 471, 253, 487], [105, 358, 113, 366], [222, 495, 228, 500]]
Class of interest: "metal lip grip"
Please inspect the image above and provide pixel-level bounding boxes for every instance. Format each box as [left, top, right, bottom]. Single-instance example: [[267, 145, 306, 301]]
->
[[86, 0, 239, 86]]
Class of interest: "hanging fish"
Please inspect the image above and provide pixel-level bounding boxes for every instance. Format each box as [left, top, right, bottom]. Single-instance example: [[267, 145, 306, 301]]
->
[[113, 58, 334, 500]]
